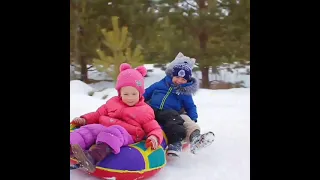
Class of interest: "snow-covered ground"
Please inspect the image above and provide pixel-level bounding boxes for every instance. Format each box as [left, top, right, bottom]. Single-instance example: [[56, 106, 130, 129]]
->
[[70, 64, 250, 90], [193, 68, 250, 88], [70, 70, 250, 180]]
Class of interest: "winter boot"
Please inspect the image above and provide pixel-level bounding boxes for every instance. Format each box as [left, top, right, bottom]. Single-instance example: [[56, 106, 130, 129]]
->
[[71, 143, 112, 173], [189, 129, 201, 152], [190, 130, 215, 154], [167, 141, 183, 157], [190, 130, 201, 142]]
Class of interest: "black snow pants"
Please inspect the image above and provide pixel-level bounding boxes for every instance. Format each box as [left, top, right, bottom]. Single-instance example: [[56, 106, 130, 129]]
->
[[153, 108, 186, 144]]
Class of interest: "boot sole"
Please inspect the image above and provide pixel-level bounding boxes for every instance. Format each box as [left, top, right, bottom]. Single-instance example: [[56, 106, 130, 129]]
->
[[71, 144, 96, 173], [167, 150, 180, 157], [190, 131, 215, 154]]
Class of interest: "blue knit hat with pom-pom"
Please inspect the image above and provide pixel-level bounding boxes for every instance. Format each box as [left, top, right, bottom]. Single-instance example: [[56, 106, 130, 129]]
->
[[172, 63, 192, 81]]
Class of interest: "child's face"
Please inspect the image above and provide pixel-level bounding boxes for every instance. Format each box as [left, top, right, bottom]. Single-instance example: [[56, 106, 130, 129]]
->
[[120, 86, 140, 106], [172, 76, 187, 85]]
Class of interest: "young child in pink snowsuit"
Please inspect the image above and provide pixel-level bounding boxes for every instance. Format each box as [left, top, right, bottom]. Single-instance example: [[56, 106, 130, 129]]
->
[[70, 63, 163, 173]]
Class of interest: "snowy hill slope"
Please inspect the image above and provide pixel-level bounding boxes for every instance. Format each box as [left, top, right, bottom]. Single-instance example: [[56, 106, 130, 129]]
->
[[70, 73, 249, 180]]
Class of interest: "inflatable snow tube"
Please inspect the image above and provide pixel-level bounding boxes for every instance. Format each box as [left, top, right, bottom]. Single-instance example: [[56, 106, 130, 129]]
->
[[70, 125, 168, 180]]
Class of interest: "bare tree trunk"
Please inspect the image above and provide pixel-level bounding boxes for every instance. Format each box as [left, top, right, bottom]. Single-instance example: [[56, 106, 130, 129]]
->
[[198, 0, 210, 89], [73, 1, 88, 82], [80, 56, 88, 82], [200, 66, 210, 88]]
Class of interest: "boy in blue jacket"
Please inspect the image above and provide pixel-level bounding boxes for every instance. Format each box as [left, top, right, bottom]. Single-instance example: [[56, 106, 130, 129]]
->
[[144, 53, 214, 156]]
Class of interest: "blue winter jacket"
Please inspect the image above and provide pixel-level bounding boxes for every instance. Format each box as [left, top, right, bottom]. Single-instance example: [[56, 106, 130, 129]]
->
[[143, 75, 200, 122]]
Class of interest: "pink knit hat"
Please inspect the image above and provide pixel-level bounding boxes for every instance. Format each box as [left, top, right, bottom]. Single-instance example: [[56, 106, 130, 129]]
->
[[115, 63, 147, 96]]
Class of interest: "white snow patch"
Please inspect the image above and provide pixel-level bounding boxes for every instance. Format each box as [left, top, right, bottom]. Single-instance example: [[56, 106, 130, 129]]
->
[[70, 85, 250, 180], [70, 80, 94, 95]]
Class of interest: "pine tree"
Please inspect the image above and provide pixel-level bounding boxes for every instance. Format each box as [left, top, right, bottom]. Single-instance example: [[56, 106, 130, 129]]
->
[[93, 16, 144, 81], [151, 0, 250, 88], [70, 0, 108, 82], [70, 0, 161, 81]]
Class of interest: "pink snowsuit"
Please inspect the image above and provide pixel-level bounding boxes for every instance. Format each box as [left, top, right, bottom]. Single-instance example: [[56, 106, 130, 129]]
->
[[70, 97, 163, 154]]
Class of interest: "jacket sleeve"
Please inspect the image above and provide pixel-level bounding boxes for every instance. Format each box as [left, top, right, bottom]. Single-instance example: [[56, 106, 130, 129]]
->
[[182, 95, 198, 122], [99, 116, 145, 142], [141, 110, 164, 144], [80, 103, 108, 124], [143, 82, 158, 102]]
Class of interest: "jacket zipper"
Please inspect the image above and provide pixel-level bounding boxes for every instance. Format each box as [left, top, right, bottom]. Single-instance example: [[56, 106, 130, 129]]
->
[[159, 87, 173, 110]]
